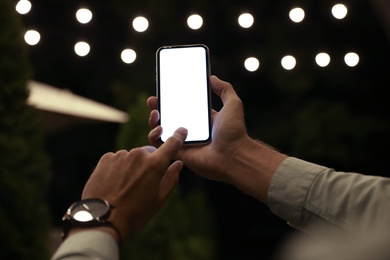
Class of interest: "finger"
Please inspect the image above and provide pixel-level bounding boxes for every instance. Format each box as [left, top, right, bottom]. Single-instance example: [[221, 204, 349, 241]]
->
[[211, 109, 217, 118], [148, 126, 163, 147], [153, 127, 188, 160], [210, 75, 239, 105], [139, 145, 157, 154], [147, 96, 157, 110], [158, 160, 183, 203], [148, 110, 159, 129]]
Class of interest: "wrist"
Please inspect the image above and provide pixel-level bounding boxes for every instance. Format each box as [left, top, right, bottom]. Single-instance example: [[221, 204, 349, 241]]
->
[[226, 137, 287, 203], [61, 198, 127, 245]]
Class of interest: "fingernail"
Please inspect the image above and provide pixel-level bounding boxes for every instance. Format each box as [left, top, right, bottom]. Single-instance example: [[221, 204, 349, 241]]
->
[[176, 127, 188, 136]]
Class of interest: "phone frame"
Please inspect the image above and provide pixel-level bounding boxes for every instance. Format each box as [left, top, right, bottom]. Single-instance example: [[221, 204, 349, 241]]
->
[[156, 44, 212, 144]]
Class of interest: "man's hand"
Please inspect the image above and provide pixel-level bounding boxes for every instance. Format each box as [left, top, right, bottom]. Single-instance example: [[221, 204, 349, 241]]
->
[[81, 127, 188, 241], [147, 75, 250, 182]]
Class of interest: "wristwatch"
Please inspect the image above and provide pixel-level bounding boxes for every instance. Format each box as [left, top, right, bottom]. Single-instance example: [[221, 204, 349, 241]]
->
[[61, 198, 124, 242]]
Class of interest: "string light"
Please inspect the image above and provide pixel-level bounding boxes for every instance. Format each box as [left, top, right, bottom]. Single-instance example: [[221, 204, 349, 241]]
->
[[24, 30, 40, 45], [74, 41, 90, 57], [15, 0, 31, 15], [332, 4, 348, 19], [121, 49, 137, 64], [315, 53, 331, 67], [289, 7, 305, 23], [19, 2, 361, 70], [238, 13, 254, 28], [76, 8, 93, 24], [281, 55, 296, 70], [187, 14, 203, 30], [344, 52, 359, 67], [132, 16, 149, 32], [244, 57, 259, 72]]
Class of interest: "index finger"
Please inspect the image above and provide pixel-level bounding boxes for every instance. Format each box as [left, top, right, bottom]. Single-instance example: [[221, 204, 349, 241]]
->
[[153, 127, 188, 161]]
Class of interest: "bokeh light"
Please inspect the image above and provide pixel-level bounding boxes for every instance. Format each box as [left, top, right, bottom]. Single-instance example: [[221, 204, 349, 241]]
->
[[121, 49, 137, 64], [315, 52, 331, 67], [289, 7, 305, 23], [74, 41, 90, 56], [17, 2, 363, 72], [132, 16, 149, 32], [244, 57, 260, 72], [344, 52, 359, 67], [15, 0, 31, 15], [24, 30, 40, 45], [238, 13, 254, 28], [281, 55, 296, 70], [76, 8, 93, 24], [187, 14, 203, 30], [332, 4, 348, 19]]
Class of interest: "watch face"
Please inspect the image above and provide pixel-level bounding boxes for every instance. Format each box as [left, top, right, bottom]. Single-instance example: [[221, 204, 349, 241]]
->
[[70, 198, 110, 222]]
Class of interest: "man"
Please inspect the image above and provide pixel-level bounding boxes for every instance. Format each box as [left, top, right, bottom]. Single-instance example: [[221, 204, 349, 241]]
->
[[52, 76, 390, 260]]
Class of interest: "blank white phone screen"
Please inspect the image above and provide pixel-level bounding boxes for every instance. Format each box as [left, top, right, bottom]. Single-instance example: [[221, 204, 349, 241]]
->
[[158, 46, 210, 143]]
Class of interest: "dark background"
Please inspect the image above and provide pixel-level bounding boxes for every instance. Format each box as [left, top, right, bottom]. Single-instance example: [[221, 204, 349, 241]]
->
[[17, 0, 390, 258]]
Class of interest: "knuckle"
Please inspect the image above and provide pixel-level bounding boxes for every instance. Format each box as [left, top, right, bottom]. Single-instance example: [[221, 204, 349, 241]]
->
[[235, 96, 243, 106], [116, 149, 128, 154], [167, 135, 182, 150], [128, 148, 143, 158], [113, 150, 129, 160], [100, 152, 115, 162]]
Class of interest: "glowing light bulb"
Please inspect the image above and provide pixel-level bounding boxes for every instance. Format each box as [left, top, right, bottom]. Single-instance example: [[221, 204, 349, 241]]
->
[[315, 53, 331, 67], [24, 30, 40, 45], [74, 41, 90, 57], [281, 55, 296, 70], [121, 49, 137, 64], [16, 0, 31, 14], [244, 57, 260, 72], [289, 7, 305, 23], [238, 13, 254, 28], [187, 14, 203, 30], [332, 4, 348, 19], [76, 8, 93, 24], [344, 52, 359, 67], [132, 16, 149, 32]]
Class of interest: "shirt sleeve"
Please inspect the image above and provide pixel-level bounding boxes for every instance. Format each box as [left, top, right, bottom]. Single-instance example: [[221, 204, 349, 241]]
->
[[51, 231, 119, 260], [267, 157, 390, 235]]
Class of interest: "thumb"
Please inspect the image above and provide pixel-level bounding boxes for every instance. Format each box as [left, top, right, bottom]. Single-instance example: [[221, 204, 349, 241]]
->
[[210, 75, 239, 105]]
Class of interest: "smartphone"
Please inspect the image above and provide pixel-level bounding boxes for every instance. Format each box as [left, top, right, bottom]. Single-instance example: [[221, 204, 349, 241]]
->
[[156, 44, 212, 144]]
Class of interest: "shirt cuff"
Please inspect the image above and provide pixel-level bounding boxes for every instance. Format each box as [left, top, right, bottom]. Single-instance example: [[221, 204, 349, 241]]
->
[[267, 157, 327, 228], [51, 230, 119, 260]]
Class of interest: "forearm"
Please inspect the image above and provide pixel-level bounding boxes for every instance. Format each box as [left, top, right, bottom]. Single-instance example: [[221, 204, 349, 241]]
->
[[268, 157, 390, 235], [226, 138, 287, 203]]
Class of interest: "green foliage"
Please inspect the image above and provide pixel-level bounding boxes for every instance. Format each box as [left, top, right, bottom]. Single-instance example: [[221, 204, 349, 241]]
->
[[0, 0, 51, 258], [121, 190, 216, 260], [116, 92, 150, 149], [116, 91, 216, 259]]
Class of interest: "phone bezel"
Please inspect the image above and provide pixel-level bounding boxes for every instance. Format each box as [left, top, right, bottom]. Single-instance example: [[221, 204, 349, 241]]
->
[[156, 44, 212, 144]]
